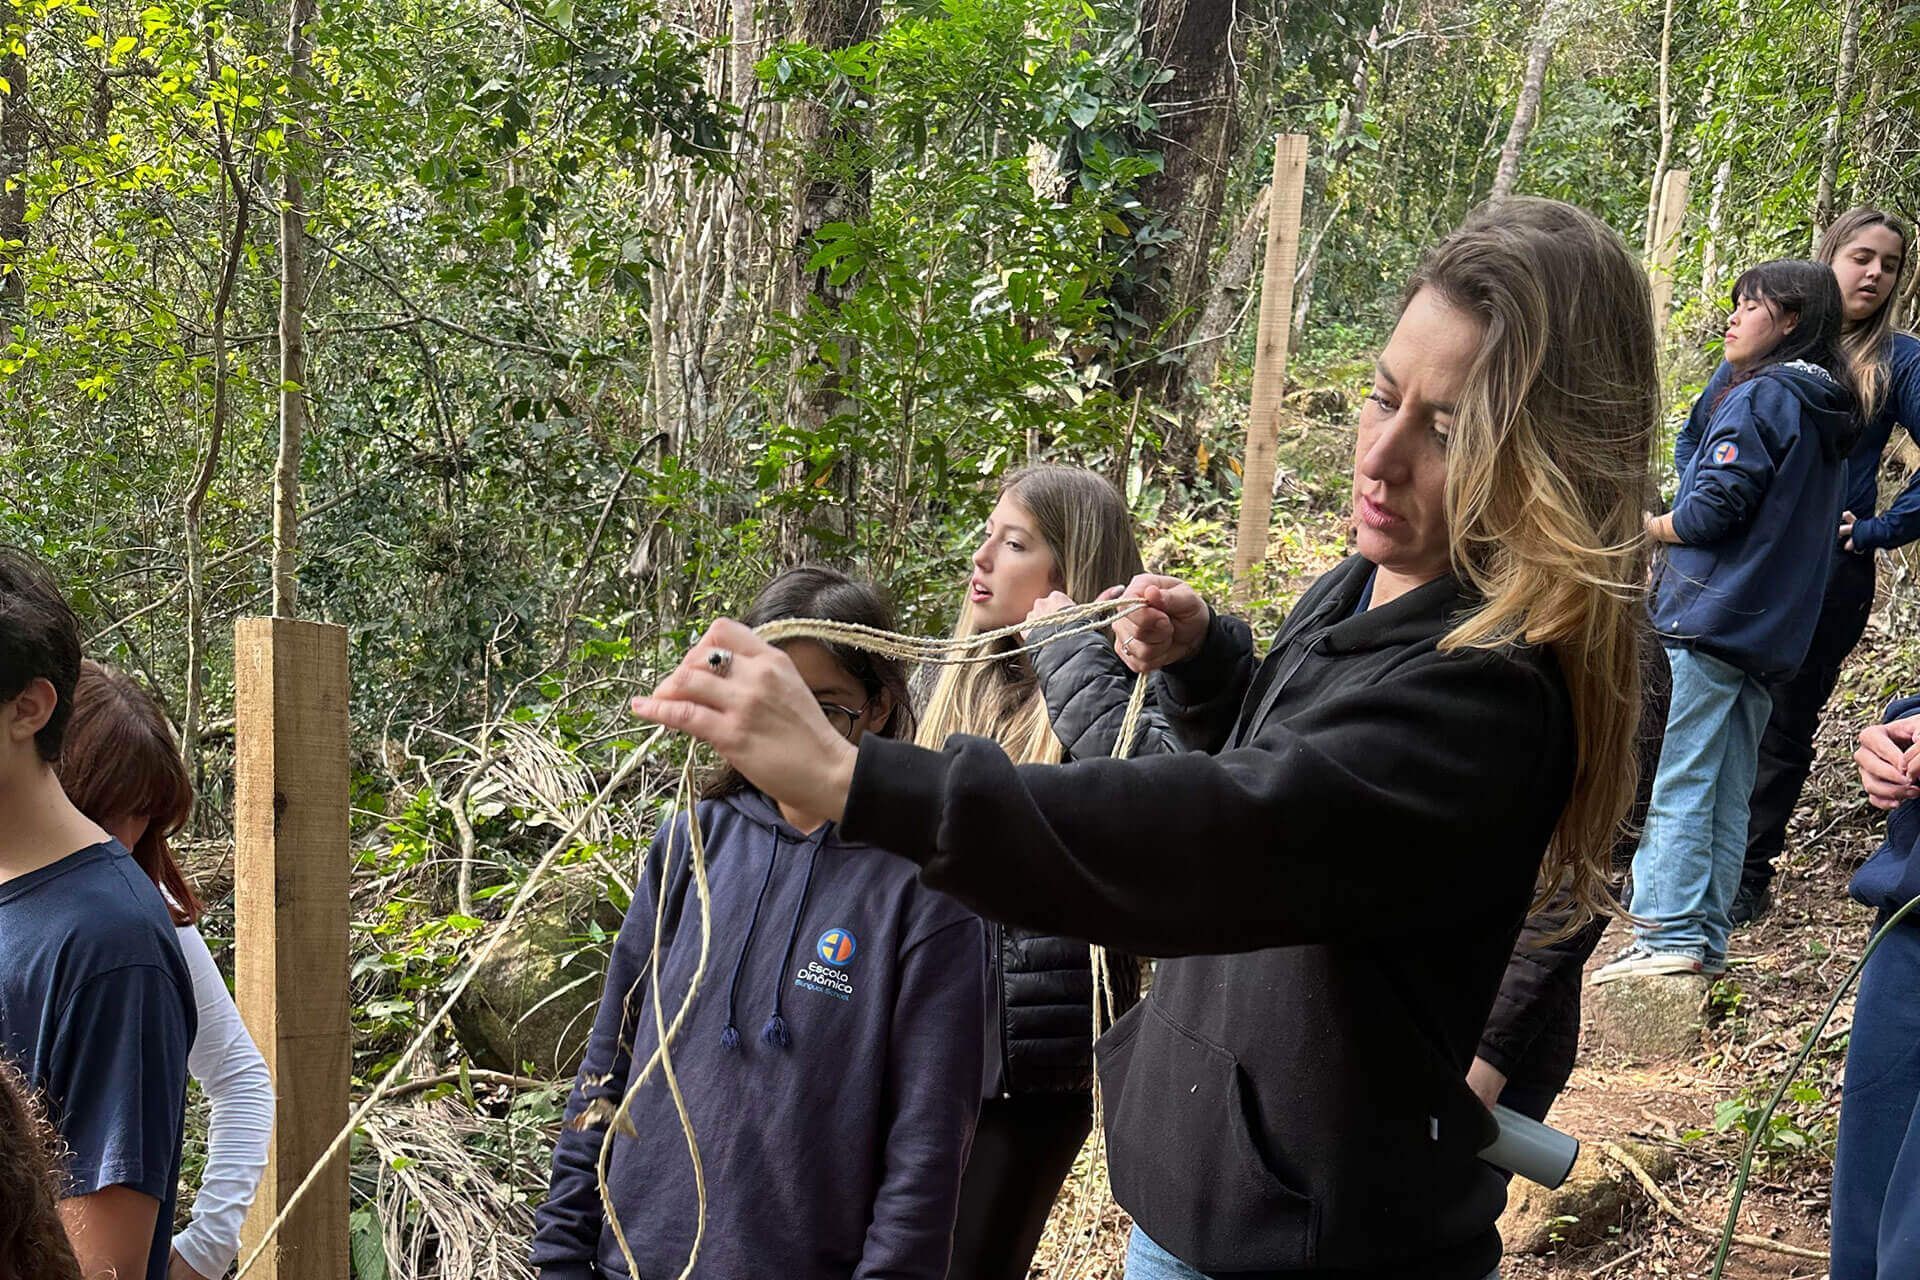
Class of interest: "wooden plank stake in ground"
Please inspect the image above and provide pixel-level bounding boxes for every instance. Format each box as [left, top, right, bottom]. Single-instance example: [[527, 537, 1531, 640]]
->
[[1231, 133, 1309, 606], [235, 617, 351, 1280], [1649, 167, 1691, 341]]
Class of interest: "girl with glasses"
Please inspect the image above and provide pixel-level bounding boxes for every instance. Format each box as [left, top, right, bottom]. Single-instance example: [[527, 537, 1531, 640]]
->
[[534, 564, 987, 1280]]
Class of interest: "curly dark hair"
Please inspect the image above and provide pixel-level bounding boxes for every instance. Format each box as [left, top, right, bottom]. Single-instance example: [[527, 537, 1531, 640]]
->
[[0, 1061, 80, 1280]]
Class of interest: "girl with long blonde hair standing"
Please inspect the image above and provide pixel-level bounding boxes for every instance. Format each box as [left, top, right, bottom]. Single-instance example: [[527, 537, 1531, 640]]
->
[[922, 464, 1175, 1280]]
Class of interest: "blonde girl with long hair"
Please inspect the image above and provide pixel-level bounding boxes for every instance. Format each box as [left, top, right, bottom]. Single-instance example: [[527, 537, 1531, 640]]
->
[[922, 464, 1176, 1280], [1685, 208, 1920, 925], [638, 196, 1655, 1279]]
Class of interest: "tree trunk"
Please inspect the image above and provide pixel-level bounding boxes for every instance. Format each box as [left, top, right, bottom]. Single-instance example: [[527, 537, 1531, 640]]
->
[[0, 36, 26, 316], [1292, 7, 1388, 347], [1187, 184, 1269, 390], [1640, 0, 1676, 254], [275, 0, 317, 618], [1698, 0, 1749, 299], [1491, 0, 1561, 201], [183, 89, 252, 814], [1850, 42, 1887, 204], [780, 0, 875, 557], [1813, 0, 1863, 242], [1126, 0, 1245, 484]]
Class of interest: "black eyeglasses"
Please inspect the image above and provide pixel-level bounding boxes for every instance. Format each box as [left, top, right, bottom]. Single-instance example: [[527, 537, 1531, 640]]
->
[[818, 696, 874, 740]]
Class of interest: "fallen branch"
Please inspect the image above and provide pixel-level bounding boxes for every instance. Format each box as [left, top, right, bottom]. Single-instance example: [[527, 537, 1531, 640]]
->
[[1589, 1244, 1649, 1277], [380, 1068, 555, 1102], [1601, 1141, 1826, 1262]]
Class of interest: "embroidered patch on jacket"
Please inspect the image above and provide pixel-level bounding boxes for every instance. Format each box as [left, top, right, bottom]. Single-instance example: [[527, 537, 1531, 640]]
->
[[1712, 441, 1739, 465]]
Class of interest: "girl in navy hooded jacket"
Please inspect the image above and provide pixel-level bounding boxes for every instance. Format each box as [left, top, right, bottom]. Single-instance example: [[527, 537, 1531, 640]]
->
[[1678, 209, 1920, 925], [531, 566, 986, 1280], [1596, 260, 1860, 985]]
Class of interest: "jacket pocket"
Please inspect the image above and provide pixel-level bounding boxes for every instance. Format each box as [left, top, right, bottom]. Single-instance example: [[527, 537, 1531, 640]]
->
[[1097, 997, 1315, 1270], [1652, 545, 1721, 640]]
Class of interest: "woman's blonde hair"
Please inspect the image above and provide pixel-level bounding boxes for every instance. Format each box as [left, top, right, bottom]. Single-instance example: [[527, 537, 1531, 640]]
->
[[917, 465, 1145, 764], [1405, 197, 1658, 923], [1816, 206, 1911, 423]]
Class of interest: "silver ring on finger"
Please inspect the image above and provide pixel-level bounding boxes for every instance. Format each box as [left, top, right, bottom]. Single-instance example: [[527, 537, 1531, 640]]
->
[[1122, 637, 1135, 656], [706, 648, 734, 676]]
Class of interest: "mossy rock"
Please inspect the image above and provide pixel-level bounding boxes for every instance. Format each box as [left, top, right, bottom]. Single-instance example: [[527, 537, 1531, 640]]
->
[[1499, 1140, 1676, 1254], [1587, 972, 1710, 1061], [450, 886, 623, 1079]]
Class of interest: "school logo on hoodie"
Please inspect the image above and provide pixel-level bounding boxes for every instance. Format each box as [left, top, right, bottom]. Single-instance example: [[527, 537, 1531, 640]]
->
[[796, 927, 859, 1002], [816, 928, 857, 965]]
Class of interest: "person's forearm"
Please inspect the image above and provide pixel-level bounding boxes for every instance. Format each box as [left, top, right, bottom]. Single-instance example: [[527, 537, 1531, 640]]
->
[[1856, 470, 1920, 550], [177, 925, 275, 1279], [173, 1048, 274, 1278], [844, 649, 1568, 957], [1154, 611, 1256, 754]]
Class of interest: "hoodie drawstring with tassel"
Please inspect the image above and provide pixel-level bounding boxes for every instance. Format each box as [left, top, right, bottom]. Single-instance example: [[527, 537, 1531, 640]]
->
[[763, 838, 823, 1049], [718, 822, 828, 1052], [720, 829, 782, 1051]]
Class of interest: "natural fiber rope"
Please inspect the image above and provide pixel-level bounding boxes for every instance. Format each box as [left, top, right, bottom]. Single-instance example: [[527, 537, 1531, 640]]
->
[[235, 597, 1148, 1279], [598, 750, 714, 1277]]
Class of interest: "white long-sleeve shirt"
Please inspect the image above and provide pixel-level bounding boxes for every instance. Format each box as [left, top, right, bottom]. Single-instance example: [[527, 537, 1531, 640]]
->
[[173, 923, 276, 1279]]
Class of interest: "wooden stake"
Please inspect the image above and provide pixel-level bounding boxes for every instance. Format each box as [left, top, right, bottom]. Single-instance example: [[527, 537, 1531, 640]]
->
[[235, 617, 351, 1280], [1231, 134, 1309, 605], [1649, 167, 1691, 341]]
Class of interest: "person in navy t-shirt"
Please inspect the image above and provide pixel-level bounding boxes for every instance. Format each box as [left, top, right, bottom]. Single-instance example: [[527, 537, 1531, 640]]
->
[[0, 547, 195, 1280]]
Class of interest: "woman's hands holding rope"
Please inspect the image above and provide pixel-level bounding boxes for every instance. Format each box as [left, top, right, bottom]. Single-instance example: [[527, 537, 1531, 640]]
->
[[629, 575, 1212, 817], [632, 620, 858, 821], [1109, 574, 1211, 673]]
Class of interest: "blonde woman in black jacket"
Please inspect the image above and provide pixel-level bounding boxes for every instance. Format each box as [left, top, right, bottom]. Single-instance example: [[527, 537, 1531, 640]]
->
[[636, 198, 1655, 1279]]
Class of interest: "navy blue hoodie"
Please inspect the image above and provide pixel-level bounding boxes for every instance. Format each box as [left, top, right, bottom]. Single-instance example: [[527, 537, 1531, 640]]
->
[[531, 789, 986, 1280], [1678, 334, 1920, 553], [1653, 360, 1856, 679], [1849, 694, 1920, 925]]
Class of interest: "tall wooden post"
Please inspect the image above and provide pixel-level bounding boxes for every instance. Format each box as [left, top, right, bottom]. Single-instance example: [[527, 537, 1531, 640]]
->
[[1231, 133, 1309, 605], [1649, 167, 1691, 341], [235, 617, 351, 1280]]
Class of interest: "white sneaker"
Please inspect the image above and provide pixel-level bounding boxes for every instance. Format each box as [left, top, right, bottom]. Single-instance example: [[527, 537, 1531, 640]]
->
[[1591, 946, 1703, 986]]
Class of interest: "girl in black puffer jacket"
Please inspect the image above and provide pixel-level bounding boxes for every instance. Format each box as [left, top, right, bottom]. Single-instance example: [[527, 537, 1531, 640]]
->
[[921, 464, 1174, 1280]]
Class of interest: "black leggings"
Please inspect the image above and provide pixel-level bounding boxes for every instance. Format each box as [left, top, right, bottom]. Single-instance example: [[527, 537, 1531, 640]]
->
[[1741, 550, 1877, 891], [948, 1092, 1094, 1280]]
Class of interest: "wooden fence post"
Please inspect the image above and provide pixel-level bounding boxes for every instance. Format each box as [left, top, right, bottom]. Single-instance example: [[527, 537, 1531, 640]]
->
[[1649, 167, 1691, 341], [1231, 134, 1309, 605], [235, 617, 351, 1280]]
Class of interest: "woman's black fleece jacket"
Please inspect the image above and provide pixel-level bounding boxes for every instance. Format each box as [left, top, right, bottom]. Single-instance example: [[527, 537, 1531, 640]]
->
[[843, 555, 1576, 1279]]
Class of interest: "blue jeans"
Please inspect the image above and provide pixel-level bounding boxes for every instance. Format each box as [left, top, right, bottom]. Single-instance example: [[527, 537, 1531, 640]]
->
[[1832, 923, 1920, 1278], [1123, 1227, 1499, 1279], [1627, 646, 1771, 964]]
